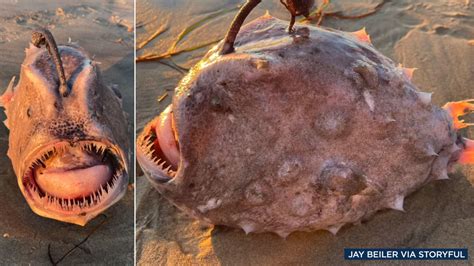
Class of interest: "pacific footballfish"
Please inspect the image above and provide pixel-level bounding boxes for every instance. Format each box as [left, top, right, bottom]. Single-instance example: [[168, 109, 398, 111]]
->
[[0, 29, 130, 225]]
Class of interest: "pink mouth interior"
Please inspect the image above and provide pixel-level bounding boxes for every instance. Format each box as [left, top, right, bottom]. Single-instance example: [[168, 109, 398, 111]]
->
[[36, 164, 112, 199], [33, 146, 113, 199], [152, 105, 180, 168]]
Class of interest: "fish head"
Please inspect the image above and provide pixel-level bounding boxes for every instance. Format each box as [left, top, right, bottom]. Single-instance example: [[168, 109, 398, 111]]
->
[[1, 37, 129, 225]]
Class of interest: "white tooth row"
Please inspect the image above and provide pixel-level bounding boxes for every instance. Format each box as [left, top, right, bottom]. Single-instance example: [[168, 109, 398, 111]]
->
[[29, 142, 111, 172], [26, 169, 122, 211], [30, 151, 54, 170], [142, 135, 176, 178], [80, 141, 109, 156]]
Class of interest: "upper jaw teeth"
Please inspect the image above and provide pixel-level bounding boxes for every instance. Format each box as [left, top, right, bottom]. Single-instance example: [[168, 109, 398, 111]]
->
[[140, 133, 177, 178], [22, 141, 127, 211]]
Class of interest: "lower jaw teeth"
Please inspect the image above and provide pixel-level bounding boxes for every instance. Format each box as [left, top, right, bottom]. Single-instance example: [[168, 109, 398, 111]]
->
[[141, 138, 178, 178], [27, 171, 121, 211]]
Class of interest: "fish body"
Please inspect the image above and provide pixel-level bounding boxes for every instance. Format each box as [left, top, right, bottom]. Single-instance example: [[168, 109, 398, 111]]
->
[[1, 31, 129, 225], [137, 16, 469, 236]]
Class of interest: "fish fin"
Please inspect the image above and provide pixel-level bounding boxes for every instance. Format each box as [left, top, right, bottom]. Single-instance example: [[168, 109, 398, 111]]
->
[[351, 28, 371, 44], [275, 230, 290, 239], [263, 10, 271, 18], [398, 64, 417, 81], [459, 138, 474, 164], [0, 76, 16, 109], [388, 195, 405, 211], [327, 224, 344, 235], [239, 221, 256, 235], [443, 99, 474, 130], [403, 67, 417, 80]]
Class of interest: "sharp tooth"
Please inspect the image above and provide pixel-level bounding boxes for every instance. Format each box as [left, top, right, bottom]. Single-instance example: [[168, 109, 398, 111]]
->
[[159, 161, 166, 168], [38, 160, 46, 168]]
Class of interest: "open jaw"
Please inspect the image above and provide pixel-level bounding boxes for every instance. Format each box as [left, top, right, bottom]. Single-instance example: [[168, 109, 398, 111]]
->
[[137, 105, 180, 183], [21, 140, 127, 225]]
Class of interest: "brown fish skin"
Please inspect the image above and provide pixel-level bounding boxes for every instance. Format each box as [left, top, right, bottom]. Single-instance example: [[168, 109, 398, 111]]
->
[[137, 16, 461, 237], [1, 36, 129, 225]]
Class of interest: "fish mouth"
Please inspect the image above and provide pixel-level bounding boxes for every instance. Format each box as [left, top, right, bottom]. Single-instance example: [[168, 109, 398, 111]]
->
[[137, 105, 179, 183], [20, 140, 127, 225]]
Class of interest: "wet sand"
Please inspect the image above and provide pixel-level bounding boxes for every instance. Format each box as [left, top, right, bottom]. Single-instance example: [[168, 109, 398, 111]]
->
[[0, 0, 134, 264], [136, 0, 474, 265]]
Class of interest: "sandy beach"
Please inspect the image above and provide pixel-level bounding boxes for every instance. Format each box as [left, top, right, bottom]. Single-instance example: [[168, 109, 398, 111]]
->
[[0, 0, 134, 264], [136, 0, 474, 265]]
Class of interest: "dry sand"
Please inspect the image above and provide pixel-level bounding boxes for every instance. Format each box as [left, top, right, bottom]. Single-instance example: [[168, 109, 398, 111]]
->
[[0, 0, 134, 264], [136, 0, 474, 265]]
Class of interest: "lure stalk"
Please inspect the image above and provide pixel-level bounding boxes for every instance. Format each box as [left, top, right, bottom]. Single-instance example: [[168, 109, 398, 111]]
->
[[221, 0, 262, 55], [31, 28, 69, 97]]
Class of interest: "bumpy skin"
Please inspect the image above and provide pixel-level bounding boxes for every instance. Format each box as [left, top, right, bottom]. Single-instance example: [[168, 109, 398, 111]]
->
[[2, 43, 129, 225], [140, 16, 460, 236]]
